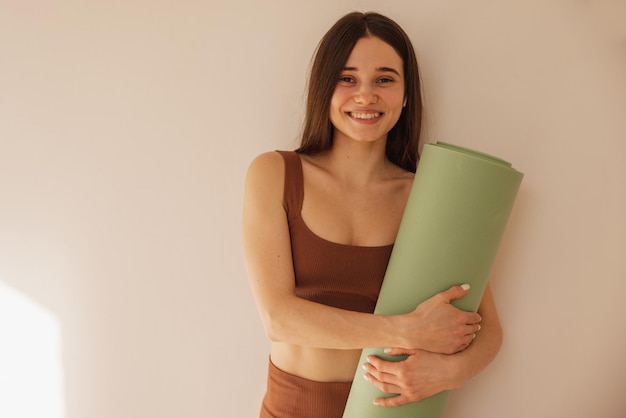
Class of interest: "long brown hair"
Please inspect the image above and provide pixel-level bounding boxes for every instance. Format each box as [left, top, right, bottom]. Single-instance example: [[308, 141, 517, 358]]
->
[[296, 12, 423, 172]]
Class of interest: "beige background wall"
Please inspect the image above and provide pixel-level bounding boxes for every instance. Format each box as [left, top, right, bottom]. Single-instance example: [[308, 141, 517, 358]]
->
[[1, 1, 624, 417]]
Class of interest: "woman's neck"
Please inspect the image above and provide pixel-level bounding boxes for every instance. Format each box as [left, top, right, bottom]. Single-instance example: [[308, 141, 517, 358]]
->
[[323, 136, 392, 186]]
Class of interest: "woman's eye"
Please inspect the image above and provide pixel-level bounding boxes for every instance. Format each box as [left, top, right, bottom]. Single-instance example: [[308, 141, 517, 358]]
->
[[378, 77, 394, 84], [339, 76, 354, 83]]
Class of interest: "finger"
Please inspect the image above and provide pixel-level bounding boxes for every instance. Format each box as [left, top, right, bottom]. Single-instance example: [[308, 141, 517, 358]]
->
[[455, 338, 474, 353], [366, 354, 389, 371], [383, 347, 418, 357], [363, 359, 398, 386], [453, 331, 476, 352], [464, 322, 481, 336], [373, 394, 411, 407], [459, 311, 482, 325], [440, 283, 471, 303], [365, 370, 402, 395], [366, 355, 404, 376], [467, 312, 482, 325]]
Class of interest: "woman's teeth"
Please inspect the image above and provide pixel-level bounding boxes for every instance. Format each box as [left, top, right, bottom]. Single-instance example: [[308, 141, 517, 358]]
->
[[349, 112, 381, 120]]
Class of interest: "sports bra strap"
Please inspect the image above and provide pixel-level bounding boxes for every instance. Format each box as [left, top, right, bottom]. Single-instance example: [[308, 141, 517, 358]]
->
[[276, 150, 303, 223]]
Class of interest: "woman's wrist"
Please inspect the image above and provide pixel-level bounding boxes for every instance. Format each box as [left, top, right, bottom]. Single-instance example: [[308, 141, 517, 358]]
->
[[386, 312, 420, 350]]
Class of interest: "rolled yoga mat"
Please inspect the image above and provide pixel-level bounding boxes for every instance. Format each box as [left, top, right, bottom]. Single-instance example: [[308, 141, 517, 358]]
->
[[342, 142, 523, 418]]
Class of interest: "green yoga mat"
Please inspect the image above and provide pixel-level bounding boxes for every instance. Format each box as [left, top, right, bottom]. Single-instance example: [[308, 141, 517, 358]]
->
[[342, 142, 523, 418]]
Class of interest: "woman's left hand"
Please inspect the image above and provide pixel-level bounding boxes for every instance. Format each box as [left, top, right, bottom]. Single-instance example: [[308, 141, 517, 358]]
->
[[362, 348, 464, 407]]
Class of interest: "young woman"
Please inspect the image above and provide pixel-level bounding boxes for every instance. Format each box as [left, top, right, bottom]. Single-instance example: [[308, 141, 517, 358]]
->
[[242, 11, 502, 418]]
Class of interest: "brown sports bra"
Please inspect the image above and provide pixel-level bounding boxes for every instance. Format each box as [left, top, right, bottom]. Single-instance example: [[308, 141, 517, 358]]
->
[[277, 150, 393, 314]]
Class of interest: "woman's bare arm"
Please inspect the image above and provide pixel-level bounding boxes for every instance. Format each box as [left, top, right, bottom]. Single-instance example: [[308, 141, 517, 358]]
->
[[242, 151, 481, 352]]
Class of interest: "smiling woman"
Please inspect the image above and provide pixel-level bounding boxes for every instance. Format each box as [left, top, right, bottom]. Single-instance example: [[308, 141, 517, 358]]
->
[[297, 12, 423, 173], [242, 11, 499, 418]]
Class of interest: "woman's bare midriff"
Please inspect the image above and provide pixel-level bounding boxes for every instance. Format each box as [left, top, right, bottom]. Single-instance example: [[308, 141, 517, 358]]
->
[[270, 342, 362, 382]]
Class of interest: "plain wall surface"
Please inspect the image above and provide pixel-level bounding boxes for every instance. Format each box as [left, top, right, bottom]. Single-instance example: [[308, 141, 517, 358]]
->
[[1, 1, 625, 417]]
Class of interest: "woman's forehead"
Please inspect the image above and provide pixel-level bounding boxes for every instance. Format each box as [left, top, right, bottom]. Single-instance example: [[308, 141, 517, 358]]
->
[[344, 37, 404, 74]]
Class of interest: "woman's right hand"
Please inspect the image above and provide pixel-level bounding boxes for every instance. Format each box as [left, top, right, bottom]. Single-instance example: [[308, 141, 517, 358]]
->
[[400, 284, 482, 354]]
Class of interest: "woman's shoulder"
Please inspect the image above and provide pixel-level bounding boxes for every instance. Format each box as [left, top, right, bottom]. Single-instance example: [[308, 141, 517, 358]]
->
[[245, 151, 289, 191], [247, 150, 286, 172]]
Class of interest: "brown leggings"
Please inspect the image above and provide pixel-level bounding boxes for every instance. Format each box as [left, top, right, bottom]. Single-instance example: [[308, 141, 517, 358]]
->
[[260, 359, 352, 418]]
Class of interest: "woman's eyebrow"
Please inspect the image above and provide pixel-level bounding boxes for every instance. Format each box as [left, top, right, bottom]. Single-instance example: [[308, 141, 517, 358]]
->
[[377, 67, 401, 76], [342, 66, 401, 76]]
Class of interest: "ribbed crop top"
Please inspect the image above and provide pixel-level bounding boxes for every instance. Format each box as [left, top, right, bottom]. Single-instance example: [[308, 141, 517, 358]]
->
[[277, 150, 394, 314]]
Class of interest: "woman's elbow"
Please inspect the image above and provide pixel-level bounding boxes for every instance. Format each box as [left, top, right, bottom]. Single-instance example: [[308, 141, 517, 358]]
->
[[260, 309, 290, 343]]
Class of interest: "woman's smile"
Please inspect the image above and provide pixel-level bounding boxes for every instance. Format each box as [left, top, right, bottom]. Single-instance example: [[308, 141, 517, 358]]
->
[[347, 111, 383, 121]]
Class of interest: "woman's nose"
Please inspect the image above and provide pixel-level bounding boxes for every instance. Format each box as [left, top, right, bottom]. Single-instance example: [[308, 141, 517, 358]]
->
[[354, 84, 378, 104]]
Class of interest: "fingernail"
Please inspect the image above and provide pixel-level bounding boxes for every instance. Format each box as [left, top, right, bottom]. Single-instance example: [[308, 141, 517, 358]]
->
[[363, 374, 370, 382], [383, 348, 391, 354], [477, 324, 482, 331], [461, 284, 470, 291], [373, 400, 380, 406], [362, 363, 367, 371]]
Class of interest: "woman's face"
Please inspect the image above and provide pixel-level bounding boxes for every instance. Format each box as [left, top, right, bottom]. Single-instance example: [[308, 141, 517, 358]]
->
[[330, 36, 405, 145]]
